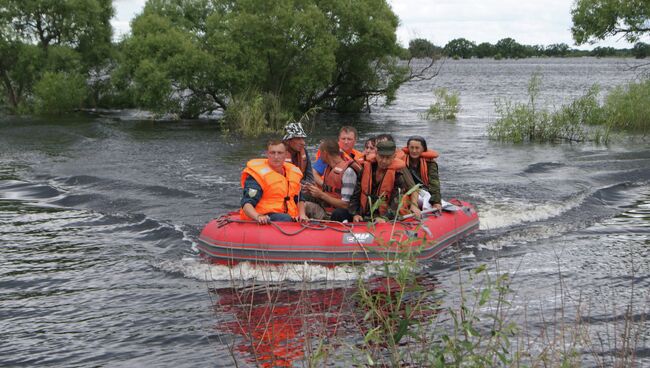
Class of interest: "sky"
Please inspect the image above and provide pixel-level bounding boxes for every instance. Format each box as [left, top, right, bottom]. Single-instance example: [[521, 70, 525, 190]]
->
[[111, 0, 635, 49]]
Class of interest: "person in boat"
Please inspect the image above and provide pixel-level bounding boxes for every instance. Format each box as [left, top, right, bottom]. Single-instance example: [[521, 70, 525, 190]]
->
[[374, 133, 406, 160], [303, 139, 361, 222], [350, 140, 421, 223], [403, 135, 442, 211], [312, 126, 363, 180], [363, 137, 377, 156], [282, 122, 314, 185], [240, 140, 309, 224]]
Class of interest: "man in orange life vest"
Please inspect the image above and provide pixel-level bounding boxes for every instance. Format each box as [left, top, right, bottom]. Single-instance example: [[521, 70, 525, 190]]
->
[[282, 122, 314, 185], [350, 140, 421, 223], [312, 126, 363, 181], [240, 140, 309, 224], [303, 139, 361, 222]]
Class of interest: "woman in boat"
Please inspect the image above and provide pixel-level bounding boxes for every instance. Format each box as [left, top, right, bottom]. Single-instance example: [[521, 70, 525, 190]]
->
[[403, 136, 441, 211]]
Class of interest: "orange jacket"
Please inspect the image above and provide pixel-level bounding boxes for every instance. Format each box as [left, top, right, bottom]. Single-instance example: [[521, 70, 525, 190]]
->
[[239, 159, 303, 220], [401, 148, 439, 186], [316, 147, 363, 161], [359, 154, 407, 216]]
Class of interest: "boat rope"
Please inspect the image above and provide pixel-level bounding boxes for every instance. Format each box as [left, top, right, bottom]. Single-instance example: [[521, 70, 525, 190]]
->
[[212, 213, 427, 236]]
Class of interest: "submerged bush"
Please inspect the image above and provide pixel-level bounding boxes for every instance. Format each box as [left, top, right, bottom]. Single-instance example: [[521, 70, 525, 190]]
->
[[422, 87, 460, 120], [33, 72, 88, 115], [222, 91, 292, 137], [602, 79, 650, 134], [488, 72, 648, 143]]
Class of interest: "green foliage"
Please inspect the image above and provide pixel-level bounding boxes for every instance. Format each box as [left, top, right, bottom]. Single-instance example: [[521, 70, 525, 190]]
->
[[444, 38, 476, 59], [33, 72, 88, 115], [602, 79, 650, 134], [572, 0, 650, 44], [474, 42, 496, 59], [0, 0, 114, 113], [118, 0, 407, 123], [222, 91, 292, 137], [488, 72, 599, 143], [489, 72, 648, 143], [409, 38, 441, 58], [632, 42, 650, 59], [421, 88, 460, 120], [495, 37, 527, 59]]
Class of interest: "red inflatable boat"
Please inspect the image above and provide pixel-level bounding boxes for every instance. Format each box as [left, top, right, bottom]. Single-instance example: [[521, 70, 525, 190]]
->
[[198, 199, 479, 266]]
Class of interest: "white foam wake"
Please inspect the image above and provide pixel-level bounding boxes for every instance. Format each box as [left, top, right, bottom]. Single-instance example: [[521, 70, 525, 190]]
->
[[158, 257, 385, 282], [478, 193, 587, 230]]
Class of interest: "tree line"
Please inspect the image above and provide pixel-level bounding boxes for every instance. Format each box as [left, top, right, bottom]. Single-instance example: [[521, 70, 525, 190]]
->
[[407, 37, 650, 60], [0, 0, 648, 120]]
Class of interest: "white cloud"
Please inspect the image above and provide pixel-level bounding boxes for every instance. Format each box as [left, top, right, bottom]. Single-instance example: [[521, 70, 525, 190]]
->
[[110, 0, 635, 48]]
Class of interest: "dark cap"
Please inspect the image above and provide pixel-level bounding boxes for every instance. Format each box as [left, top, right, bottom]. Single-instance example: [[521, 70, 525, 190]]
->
[[376, 140, 396, 156]]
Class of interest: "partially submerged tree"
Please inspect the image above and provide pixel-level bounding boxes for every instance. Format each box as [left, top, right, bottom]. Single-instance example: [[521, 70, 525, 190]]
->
[[571, 0, 650, 44], [117, 0, 438, 118], [0, 0, 114, 113]]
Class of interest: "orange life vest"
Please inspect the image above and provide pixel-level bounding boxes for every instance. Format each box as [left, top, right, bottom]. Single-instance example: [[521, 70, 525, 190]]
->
[[316, 147, 363, 162], [401, 148, 439, 186], [239, 159, 303, 220], [285, 147, 307, 174], [321, 159, 361, 211], [359, 154, 408, 216]]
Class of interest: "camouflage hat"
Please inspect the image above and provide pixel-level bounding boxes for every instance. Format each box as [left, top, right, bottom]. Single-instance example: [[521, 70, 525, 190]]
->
[[283, 122, 308, 140], [376, 140, 396, 156]]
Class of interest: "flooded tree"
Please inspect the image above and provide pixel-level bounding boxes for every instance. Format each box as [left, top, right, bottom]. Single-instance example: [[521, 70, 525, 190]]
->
[[116, 0, 437, 119], [0, 0, 114, 113]]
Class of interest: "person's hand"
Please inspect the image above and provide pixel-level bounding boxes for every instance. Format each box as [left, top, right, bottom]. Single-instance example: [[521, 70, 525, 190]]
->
[[255, 214, 270, 225], [305, 184, 322, 199], [411, 207, 422, 220], [295, 214, 309, 223], [353, 215, 364, 222], [374, 217, 387, 224], [433, 203, 442, 211]]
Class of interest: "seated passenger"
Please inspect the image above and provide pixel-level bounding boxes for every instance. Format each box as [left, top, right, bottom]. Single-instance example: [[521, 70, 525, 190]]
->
[[403, 136, 442, 211], [363, 137, 377, 156], [282, 122, 314, 184], [312, 125, 363, 179], [375, 133, 406, 160], [240, 140, 308, 224], [350, 140, 421, 223], [303, 139, 361, 222]]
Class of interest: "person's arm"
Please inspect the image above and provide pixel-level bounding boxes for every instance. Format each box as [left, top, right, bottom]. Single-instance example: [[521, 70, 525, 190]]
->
[[241, 177, 269, 224], [302, 150, 315, 183], [426, 160, 442, 208], [349, 171, 363, 222], [397, 169, 421, 219]]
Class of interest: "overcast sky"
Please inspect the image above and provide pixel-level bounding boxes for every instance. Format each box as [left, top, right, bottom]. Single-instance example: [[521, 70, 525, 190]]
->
[[111, 0, 635, 49]]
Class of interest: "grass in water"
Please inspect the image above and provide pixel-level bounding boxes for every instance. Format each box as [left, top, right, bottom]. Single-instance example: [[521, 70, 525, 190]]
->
[[422, 87, 461, 120], [489, 72, 649, 143]]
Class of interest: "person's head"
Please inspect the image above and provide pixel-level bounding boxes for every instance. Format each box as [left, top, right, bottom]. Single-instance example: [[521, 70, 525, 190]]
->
[[375, 140, 396, 169], [375, 133, 394, 144], [406, 135, 428, 159], [363, 137, 377, 156], [319, 139, 340, 166], [338, 126, 358, 153], [282, 122, 307, 152], [266, 139, 287, 171]]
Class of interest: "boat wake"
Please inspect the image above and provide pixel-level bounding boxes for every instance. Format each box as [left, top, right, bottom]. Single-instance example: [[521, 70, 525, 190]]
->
[[155, 257, 385, 282]]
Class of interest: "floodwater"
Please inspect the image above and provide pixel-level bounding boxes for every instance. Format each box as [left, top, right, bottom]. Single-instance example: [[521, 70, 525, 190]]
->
[[1, 58, 648, 367]]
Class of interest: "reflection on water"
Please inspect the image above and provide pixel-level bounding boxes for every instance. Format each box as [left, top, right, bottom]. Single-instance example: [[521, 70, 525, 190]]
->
[[211, 283, 354, 367]]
